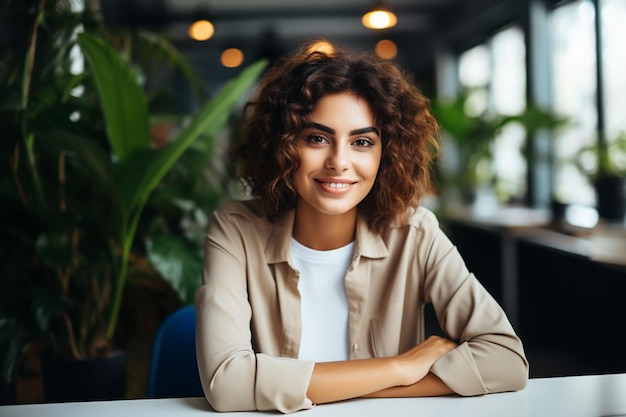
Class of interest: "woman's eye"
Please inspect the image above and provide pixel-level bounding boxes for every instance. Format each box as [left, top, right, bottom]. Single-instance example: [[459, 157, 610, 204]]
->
[[307, 134, 328, 144], [353, 138, 374, 147]]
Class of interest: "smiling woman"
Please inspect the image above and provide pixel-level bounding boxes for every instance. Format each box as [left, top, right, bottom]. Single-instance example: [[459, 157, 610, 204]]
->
[[292, 93, 382, 250], [195, 40, 528, 413]]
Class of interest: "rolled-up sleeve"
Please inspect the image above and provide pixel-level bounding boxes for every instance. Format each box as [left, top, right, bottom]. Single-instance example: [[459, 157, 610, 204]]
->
[[195, 207, 315, 413], [423, 217, 528, 395]]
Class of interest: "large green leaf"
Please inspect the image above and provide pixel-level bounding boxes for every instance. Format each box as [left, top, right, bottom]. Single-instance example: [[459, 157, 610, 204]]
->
[[114, 59, 267, 217], [113, 147, 161, 222], [76, 32, 150, 160], [104, 59, 267, 338], [146, 236, 202, 304]]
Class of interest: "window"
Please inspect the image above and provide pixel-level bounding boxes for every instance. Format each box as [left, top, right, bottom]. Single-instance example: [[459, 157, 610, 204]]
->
[[491, 27, 527, 202], [551, 0, 597, 206], [550, 0, 626, 207], [445, 0, 623, 212], [601, 0, 626, 142], [456, 26, 527, 203]]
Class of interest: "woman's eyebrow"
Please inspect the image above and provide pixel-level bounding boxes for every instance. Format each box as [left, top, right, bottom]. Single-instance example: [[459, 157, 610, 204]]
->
[[306, 123, 380, 137], [350, 127, 380, 136], [306, 122, 335, 134]]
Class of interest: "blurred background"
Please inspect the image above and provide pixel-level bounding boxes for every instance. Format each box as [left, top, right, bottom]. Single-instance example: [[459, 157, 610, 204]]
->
[[97, 0, 626, 215], [1, 0, 625, 406]]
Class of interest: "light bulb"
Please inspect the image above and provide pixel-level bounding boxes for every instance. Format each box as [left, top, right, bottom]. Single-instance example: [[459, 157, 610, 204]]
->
[[221, 48, 244, 68], [188, 20, 214, 41], [375, 39, 397, 60], [362, 9, 397, 30]]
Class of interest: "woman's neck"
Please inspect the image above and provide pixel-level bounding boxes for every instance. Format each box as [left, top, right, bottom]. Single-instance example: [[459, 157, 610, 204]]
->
[[292, 204, 357, 251]]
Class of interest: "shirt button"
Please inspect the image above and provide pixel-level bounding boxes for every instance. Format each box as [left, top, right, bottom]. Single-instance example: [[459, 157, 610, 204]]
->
[[352, 342, 359, 352]]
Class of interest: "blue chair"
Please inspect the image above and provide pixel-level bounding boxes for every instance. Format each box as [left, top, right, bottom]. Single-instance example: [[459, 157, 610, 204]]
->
[[146, 304, 204, 398]]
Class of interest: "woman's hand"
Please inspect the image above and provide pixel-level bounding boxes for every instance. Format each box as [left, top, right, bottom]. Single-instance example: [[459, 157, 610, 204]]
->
[[392, 335, 458, 386], [307, 335, 457, 404]]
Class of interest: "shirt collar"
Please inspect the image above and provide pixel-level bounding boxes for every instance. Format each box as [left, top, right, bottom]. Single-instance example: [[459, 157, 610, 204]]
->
[[354, 214, 389, 259], [265, 209, 388, 264], [265, 209, 295, 264]]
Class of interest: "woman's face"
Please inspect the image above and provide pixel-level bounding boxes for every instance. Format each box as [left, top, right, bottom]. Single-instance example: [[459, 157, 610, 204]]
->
[[293, 92, 382, 219]]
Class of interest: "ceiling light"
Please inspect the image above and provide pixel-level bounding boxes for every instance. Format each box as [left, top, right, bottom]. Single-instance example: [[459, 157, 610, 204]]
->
[[221, 48, 244, 68], [362, 4, 397, 30], [375, 39, 397, 60], [188, 20, 214, 41]]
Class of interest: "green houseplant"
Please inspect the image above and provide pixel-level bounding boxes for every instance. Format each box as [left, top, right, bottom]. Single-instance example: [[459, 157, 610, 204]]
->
[[577, 131, 626, 221], [0, 0, 266, 401], [432, 91, 566, 208], [74, 33, 265, 350]]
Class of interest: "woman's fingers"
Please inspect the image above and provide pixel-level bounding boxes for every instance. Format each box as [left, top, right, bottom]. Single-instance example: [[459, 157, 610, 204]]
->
[[394, 336, 458, 385]]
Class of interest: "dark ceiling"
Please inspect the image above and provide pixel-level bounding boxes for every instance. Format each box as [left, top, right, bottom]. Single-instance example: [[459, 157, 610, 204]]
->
[[102, 0, 460, 43], [100, 0, 519, 94]]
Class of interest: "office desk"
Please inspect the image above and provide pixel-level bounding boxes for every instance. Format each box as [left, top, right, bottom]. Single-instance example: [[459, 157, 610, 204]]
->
[[1, 373, 625, 417]]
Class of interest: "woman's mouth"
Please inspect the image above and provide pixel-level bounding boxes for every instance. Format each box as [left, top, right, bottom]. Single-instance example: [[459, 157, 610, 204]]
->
[[315, 179, 356, 193], [318, 181, 352, 188]]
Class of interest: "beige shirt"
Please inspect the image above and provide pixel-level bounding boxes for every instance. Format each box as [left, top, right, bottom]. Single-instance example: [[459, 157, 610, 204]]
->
[[195, 199, 528, 413]]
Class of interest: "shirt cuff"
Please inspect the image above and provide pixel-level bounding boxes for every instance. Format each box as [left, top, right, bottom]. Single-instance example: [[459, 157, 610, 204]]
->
[[255, 355, 316, 413], [430, 342, 488, 396]]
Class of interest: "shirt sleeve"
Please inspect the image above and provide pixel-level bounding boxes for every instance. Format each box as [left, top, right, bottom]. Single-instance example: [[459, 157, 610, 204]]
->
[[421, 214, 529, 395], [195, 208, 315, 413]]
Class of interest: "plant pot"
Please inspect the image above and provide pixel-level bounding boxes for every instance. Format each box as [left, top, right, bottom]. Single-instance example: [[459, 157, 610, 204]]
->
[[40, 350, 127, 403], [595, 176, 626, 222], [0, 377, 14, 405]]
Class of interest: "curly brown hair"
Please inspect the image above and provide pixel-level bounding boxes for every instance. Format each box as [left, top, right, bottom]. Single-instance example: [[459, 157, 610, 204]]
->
[[237, 40, 440, 231]]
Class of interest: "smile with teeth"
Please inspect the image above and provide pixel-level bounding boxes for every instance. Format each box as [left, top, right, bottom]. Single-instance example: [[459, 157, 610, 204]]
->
[[320, 182, 352, 188], [315, 179, 356, 192]]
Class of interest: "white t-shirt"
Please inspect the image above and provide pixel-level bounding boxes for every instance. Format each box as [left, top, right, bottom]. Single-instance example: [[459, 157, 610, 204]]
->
[[290, 237, 354, 362]]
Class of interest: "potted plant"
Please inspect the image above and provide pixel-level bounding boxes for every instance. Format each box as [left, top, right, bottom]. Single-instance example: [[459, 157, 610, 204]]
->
[[0, 0, 266, 403], [577, 131, 626, 222], [432, 90, 566, 209]]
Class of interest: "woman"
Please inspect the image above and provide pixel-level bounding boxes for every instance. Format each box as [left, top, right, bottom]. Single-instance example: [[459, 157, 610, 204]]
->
[[195, 41, 528, 413]]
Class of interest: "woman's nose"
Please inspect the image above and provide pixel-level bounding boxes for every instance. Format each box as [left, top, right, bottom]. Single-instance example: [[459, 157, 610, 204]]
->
[[325, 144, 349, 172]]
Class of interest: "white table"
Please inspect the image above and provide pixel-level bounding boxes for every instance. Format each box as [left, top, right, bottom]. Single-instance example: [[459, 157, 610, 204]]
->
[[1, 373, 625, 417]]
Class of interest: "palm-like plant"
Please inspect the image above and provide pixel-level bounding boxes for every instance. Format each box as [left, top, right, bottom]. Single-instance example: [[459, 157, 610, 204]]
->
[[0, 0, 266, 384], [73, 32, 265, 350]]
